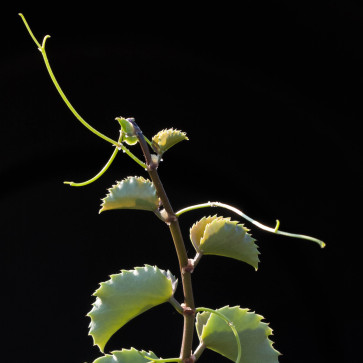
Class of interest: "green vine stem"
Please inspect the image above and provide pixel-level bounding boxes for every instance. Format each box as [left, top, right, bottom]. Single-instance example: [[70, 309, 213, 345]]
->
[[64, 147, 119, 186], [195, 307, 242, 363], [144, 135, 155, 150], [117, 142, 147, 169], [63, 133, 121, 187], [19, 14, 148, 173], [63, 132, 146, 186], [19, 13, 120, 147], [176, 201, 325, 248]]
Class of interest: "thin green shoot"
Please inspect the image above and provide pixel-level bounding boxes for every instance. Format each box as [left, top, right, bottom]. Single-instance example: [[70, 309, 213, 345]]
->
[[196, 307, 242, 363], [19, 13, 119, 147], [176, 201, 325, 248], [64, 134, 123, 187]]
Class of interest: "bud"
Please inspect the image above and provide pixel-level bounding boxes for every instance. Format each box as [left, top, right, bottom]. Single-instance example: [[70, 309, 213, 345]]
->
[[115, 117, 138, 145]]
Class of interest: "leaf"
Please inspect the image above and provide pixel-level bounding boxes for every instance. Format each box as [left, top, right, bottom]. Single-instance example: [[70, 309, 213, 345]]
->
[[93, 348, 159, 363], [152, 128, 188, 155], [190, 216, 260, 270], [196, 306, 280, 363], [116, 117, 138, 145], [100, 176, 160, 213], [190, 215, 221, 251], [88, 265, 178, 352], [195, 308, 211, 337]]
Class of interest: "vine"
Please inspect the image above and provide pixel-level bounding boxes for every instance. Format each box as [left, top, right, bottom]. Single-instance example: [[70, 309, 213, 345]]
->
[[20, 14, 324, 363]]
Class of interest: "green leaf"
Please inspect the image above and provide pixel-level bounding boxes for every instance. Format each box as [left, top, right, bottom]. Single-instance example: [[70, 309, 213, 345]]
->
[[152, 128, 188, 155], [196, 306, 280, 363], [116, 117, 138, 145], [195, 308, 211, 337], [190, 215, 220, 251], [190, 216, 260, 270], [88, 265, 178, 352], [93, 348, 159, 363], [100, 176, 160, 213]]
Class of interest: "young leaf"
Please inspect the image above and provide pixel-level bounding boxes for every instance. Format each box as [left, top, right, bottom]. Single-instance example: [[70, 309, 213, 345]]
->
[[152, 128, 188, 155], [116, 117, 138, 145], [88, 265, 178, 352], [93, 348, 159, 363], [190, 216, 260, 270], [100, 176, 160, 213], [196, 306, 280, 363]]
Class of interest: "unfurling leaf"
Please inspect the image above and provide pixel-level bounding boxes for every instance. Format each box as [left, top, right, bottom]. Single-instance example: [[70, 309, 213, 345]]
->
[[196, 306, 280, 363], [116, 117, 138, 145], [100, 176, 160, 213], [152, 128, 188, 155], [88, 265, 178, 352], [93, 348, 159, 363], [190, 215, 259, 270]]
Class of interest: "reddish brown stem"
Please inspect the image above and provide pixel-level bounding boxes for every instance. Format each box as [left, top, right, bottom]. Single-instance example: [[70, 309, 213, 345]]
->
[[134, 122, 195, 361]]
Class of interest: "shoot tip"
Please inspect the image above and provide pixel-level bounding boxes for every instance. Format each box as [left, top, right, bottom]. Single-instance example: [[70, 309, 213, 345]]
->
[[274, 219, 280, 233]]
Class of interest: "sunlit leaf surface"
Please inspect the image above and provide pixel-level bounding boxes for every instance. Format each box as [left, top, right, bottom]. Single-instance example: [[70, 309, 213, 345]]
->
[[88, 265, 177, 352], [100, 176, 160, 213], [196, 306, 280, 363], [152, 128, 188, 155], [93, 348, 159, 363], [190, 216, 259, 269]]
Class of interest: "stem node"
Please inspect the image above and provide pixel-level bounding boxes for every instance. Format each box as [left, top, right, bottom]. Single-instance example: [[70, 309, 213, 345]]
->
[[181, 304, 196, 316], [160, 209, 178, 224], [182, 259, 195, 274]]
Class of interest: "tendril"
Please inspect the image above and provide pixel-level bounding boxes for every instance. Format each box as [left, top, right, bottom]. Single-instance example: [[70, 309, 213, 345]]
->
[[175, 202, 325, 248], [195, 307, 242, 363], [19, 13, 120, 147]]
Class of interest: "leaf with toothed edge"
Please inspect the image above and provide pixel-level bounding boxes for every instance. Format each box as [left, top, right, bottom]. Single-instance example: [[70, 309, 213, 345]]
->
[[196, 306, 280, 363], [190, 216, 260, 270], [116, 117, 138, 145], [152, 128, 188, 155], [93, 348, 159, 363], [190, 215, 222, 251], [88, 265, 178, 352], [100, 176, 160, 213]]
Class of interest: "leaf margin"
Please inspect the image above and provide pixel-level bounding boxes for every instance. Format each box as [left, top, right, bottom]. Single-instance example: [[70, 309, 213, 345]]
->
[[88, 264, 178, 352], [196, 305, 280, 363], [99, 176, 160, 213], [152, 128, 188, 155], [190, 215, 260, 270]]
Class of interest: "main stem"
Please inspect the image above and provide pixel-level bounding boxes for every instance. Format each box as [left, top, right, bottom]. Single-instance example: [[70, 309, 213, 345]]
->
[[134, 124, 195, 361]]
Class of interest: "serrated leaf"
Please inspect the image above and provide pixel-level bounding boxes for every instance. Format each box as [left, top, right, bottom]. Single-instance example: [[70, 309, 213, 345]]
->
[[195, 310, 210, 338], [100, 176, 160, 213], [88, 265, 178, 352], [116, 117, 138, 145], [93, 348, 159, 363], [190, 215, 221, 251], [152, 128, 188, 154], [93, 348, 158, 363], [190, 216, 260, 270], [196, 306, 280, 363]]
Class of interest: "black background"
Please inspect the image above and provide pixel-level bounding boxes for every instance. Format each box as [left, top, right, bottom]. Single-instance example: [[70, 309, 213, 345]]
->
[[2, 2, 362, 362]]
